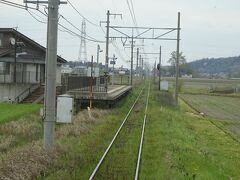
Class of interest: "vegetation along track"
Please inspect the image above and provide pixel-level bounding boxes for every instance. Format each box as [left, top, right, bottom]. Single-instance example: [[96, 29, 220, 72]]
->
[[89, 82, 151, 179]]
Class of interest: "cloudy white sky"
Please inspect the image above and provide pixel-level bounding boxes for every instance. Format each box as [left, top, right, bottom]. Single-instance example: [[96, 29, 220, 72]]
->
[[0, 0, 240, 68]]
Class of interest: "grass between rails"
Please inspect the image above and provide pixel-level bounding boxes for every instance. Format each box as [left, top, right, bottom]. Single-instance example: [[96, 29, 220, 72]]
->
[[95, 86, 147, 179], [0, 103, 41, 123], [140, 85, 240, 179]]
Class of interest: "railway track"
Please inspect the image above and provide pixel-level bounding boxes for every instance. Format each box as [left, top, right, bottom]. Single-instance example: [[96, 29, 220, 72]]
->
[[89, 82, 151, 180]]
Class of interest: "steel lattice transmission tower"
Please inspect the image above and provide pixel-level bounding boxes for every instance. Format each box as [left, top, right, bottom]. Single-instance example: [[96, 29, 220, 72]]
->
[[78, 19, 87, 62]]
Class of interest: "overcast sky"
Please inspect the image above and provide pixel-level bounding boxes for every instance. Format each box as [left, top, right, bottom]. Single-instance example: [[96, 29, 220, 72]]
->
[[0, 0, 240, 68]]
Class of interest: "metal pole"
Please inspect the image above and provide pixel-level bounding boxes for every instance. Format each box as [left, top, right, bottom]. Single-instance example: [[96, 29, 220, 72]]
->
[[136, 48, 139, 76], [130, 35, 134, 85], [142, 58, 144, 79], [175, 12, 181, 106], [44, 0, 59, 150], [105, 10, 110, 92], [90, 56, 93, 109], [159, 46, 162, 91], [154, 60, 156, 83], [96, 44, 100, 88], [97, 44, 100, 64], [139, 55, 141, 79]]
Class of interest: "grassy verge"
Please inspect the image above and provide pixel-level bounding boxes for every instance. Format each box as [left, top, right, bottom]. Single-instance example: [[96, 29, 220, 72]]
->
[[0, 103, 41, 123], [140, 84, 240, 179], [0, 113, 43, 152]]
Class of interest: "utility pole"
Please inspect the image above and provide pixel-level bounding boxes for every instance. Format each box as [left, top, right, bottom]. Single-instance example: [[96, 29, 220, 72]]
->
[[142, 58, 144, 79], [136, 48, 139, 77], [25, 0, 66, 150], [105, 10, 110, 92], [130, 35, 134, 85], [102, 10, 122, 91], [175, 12, 181, 106], [159, 46, 162, 91], [44, 0, 59, 150]]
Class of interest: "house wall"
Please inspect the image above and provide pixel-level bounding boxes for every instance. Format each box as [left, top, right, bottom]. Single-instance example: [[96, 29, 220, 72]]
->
[[26, 63, 40, 84], [0, 84, 36, 102]]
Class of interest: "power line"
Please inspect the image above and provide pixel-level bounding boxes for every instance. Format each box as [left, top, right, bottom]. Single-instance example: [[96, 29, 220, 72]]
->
[[59, 15, 105, 43], [27, 9, 47, 24], [58, 23, 105, 43], [0, 0, 35, 10], [1, 1, 105, 43], [129, 0, 138, 27], [66, 0, 100, 27]]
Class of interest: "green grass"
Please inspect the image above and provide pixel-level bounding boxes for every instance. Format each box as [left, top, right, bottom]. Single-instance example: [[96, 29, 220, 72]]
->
[[0, 103, 42, 123], [140, 85, 240, 179]]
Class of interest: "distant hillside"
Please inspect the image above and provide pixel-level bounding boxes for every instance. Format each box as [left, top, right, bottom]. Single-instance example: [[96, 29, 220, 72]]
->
[[188, 56, 240, 78]]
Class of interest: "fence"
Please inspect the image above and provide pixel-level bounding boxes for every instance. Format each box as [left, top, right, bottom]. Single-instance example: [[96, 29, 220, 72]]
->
[[62, 75, 106, 93]]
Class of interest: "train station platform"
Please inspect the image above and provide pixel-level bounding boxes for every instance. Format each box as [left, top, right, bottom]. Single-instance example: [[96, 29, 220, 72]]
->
[[67, 85, 132, 104]]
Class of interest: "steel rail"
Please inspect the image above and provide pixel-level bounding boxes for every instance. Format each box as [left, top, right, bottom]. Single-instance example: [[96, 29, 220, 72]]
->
[[89, 87, 145, 180], [135, 82, 151, 180]]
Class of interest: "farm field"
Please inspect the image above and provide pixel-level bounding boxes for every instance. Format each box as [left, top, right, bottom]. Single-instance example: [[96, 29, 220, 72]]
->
[[180, 94, 240, 120], [165, 77, 240, 95], [180, 94, 240, 140]]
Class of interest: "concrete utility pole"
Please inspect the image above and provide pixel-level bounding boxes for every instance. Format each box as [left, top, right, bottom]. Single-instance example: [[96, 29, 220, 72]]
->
[[175, 12, 181, 106], [136, 48, 139, 76], [44, 0, 60, 150], [130, 35, 134, 85], [105, 10, 110, 92], [25, 0, 66, 151], [159, 46, 162, 91]]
